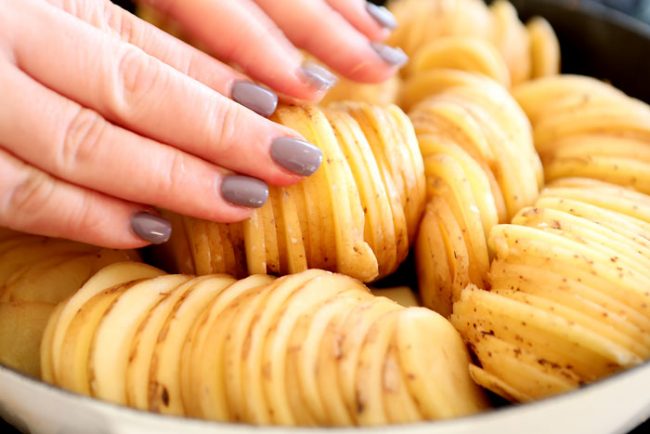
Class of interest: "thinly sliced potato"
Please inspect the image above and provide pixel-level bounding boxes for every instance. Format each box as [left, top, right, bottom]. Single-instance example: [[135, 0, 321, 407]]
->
[[150, 275, 236, 415], [0, 301, 54, 378], [51, 263, 164, 384], [89, 275, 191, 405], [396, 307, 488, 419]]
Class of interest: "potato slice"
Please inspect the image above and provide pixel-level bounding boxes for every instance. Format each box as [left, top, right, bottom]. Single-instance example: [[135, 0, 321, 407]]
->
[[223, 281, 280, 421], [89, 275, 191, 405], [326, 109, 393, 278], [57, 284, 128, 395], [149, 275, 236, 415], [512, 207, 650, 278], [0, 301, 54, 378], [1, 253, 85, 302], [452, 287, 638, 382], [157, 210, 194, 274], [0, 238, 99, 286], [397, 307, 488, 419], [279, 185, 308, 274], [259, 198, 281, 275], [382, 343, 421, 424], [269, 186, 289, 275], [263, 273, 365, 425], [186, 217, 212, 275], [464, 324, 579, 400], [243, 210, 267, 275], [201, 281, 271, 421], [206, 217, 227, 274], [2, 249, 139, 304], [354, 310, 400, 426], [50, 262, 165, 384], [415, 204, 453, 316], [490, 224, 650, 317], [385, 104, 427, 239], [469, 364, 531, 402], [543, 179, 650, 223], [314, 110, 377, 281], [241, 270, 325, 425], [426, 154, 490, 284], [275, 107, 337, 272], [296, 289, 370, 424], [337, 298, 402, 424], [336, 104, 408, 275], [180, 275, 263, 419], [489, 260, 650, 348], [40, 302, 63, 383], [126, 277, 206, 410], [526, 17, 561, 79], [410, 37, 510, 86]]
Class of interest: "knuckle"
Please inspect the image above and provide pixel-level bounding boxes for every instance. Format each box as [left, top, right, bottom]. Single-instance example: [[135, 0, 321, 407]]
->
[[112, 45, 162, 117], [207, 101, 242, 157], [58, 108, 107, 173], [155, 151, 189, 196], [5, 170, 55, 220]]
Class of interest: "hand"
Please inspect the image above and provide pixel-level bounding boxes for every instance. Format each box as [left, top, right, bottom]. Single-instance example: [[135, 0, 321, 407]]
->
[[0, 0, 326, 248], [139, 0, 406, 102]]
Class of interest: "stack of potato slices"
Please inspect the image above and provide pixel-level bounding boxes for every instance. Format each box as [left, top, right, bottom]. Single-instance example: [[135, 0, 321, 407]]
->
[[390, 0, 559, 88], [0, 231, 137, 377], [159, 104, 426, 283], [513, 75, 650, 194], [41, 263, 487, 426], [410, 72, 542, 315], [452, 179, 650, 401]]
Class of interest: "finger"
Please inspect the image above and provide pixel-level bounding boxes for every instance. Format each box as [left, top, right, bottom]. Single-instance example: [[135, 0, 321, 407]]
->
[[45, 0, 280, 118], [253, 0, 407, 83], [142, 0, 339, 102], [12, 0, 322, 186], [0, 148, 165, 249], [0, 61, 265, 224], [326, 0, 397, 41]]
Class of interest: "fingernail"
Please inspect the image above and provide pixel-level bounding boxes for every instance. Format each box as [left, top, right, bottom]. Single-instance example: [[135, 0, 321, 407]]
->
[[221, 175, 269, 208], [300, 62, 338, 91], [232, 81, 278, 117], [366, 3, 397, 30], [371, 42, 408, 67], [271, 137, 323, 176], [131, 212, 172, 245]]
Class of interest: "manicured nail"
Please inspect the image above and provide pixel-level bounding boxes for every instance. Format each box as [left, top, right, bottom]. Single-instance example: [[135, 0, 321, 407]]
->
[[131, 212, 172, 245], [366, 3, 397, 30], [371, 42, 408, 67], [271, 137, 323, 176], [221, 175, 269, 208], [300, 62, 338, 91], [232, 81, 278, 117]]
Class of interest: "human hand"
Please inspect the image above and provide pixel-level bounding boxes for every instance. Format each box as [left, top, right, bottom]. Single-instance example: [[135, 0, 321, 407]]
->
[[0, 0, 326, 248], [138, 0, 406, 102]]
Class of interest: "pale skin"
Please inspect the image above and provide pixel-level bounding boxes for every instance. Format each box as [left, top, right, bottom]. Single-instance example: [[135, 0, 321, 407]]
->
[[0, 0, 402, 248]]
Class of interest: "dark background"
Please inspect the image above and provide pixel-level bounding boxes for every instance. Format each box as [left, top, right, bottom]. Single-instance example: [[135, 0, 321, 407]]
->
[[2, 0, 650, 432]]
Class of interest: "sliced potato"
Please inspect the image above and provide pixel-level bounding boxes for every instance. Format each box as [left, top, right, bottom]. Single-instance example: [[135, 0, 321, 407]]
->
[[0, 301, 54, 378]]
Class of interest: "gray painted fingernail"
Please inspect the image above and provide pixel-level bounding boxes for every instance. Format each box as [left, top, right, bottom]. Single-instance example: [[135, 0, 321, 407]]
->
[[221, 175, 269, 208], [371, 42, 408, 67], [232, 81, 278, 117], [300, 62, 338, 91], [366, 3, 397, 30], [271, 137, 323, 176], [131, 212, 172, 245]]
